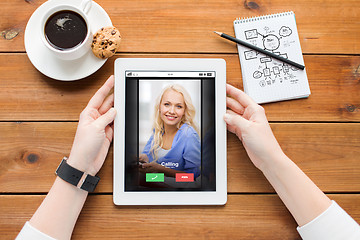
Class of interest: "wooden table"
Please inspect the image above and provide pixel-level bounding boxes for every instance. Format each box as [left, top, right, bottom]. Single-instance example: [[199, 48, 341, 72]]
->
[[1, 0, 359, 239]]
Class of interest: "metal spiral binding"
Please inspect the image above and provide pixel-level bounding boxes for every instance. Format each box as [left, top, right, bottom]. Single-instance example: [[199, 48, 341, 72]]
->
[[234, 11, 293, 24]]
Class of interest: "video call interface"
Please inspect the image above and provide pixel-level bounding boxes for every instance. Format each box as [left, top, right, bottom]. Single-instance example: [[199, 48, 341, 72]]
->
[[124, 71, 216, 191]]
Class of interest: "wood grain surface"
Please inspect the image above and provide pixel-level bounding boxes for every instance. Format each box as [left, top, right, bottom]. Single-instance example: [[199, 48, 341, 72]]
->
[[0, 0, 359, 54], [1, 194, 359, 240], [1, 122, 359, 193], [0, 54, 359, 121], [1, 0, 359, 239]]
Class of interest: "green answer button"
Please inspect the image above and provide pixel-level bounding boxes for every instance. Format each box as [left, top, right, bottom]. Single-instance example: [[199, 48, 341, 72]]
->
[[146, 173, 164, 182]]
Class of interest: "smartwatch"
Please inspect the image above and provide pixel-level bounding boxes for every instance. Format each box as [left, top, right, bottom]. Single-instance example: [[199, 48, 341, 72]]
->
[[55, 157, 100, 192]]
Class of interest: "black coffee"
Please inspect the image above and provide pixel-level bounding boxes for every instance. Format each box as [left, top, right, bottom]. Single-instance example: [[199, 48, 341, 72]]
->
[[45, 10, 87, 51]]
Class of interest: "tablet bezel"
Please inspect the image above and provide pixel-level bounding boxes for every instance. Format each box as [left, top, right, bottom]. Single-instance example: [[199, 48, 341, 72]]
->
[[113, 58, 227, 205]]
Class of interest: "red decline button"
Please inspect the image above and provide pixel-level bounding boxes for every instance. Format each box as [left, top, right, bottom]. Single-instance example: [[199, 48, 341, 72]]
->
[[176, 173, 194, 182]]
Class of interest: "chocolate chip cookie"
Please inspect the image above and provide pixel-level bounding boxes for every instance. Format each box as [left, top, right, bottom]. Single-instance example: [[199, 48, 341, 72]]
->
[[91, 26, 121, 59]]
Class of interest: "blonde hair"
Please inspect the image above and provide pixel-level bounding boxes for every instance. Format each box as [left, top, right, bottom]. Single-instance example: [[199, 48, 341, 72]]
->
[[150, 84, 198, 161]]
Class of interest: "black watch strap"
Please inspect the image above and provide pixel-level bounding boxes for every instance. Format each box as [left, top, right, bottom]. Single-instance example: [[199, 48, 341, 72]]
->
[[55, 157, 100, 192]]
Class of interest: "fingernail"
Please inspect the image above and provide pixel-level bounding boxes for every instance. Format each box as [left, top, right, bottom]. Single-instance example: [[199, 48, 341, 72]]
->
[[109, 108, 116, 115], [223, 113, 230, 121]]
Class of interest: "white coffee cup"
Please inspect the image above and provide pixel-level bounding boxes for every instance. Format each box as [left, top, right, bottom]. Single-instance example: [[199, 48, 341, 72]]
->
[[40, 0, 93, 61]]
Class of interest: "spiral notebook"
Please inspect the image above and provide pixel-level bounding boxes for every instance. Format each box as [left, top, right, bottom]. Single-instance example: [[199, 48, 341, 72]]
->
[[233, 11, 310, 104]]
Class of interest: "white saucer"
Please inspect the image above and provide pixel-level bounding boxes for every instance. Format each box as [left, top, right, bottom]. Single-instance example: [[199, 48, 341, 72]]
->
[[24, 0, 112, 81]]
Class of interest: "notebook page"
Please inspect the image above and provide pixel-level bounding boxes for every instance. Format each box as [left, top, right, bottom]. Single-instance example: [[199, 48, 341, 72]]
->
[[234, 12, 310, 104]]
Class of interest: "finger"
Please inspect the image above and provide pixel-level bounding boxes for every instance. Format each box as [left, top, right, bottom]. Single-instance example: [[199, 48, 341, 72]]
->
[[139, 159, 148, 163], [104, 124, 114, 143], [139, 155, 149, 163], [99, 93, 114, 115], [141, 154, 149, 162], [95, 108, 117, 129], [142, 163, 150, 168], [138, 155, 144, 162], [226, 109, 241, 117], [224, 110, 240, 133], [226, 96, 245, 115], [87, 75, 115, 109], [225, 123, 237, 135], [223, 110, 249, 131], [226, 84, 256, 108]]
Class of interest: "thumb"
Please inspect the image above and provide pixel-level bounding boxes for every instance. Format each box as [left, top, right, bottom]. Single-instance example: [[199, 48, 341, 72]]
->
[[224, 112, 248, 131], [96, 108, 117, 129], [142, 163, 150, 168]]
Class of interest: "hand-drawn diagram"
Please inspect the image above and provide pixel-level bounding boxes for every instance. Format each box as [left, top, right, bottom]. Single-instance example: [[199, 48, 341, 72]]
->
[[243, 26, 299, 87]]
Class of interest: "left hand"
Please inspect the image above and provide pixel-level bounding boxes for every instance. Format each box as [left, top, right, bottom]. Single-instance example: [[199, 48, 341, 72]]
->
[[224, 84, 283, 171], [67, 75, 117, 176]]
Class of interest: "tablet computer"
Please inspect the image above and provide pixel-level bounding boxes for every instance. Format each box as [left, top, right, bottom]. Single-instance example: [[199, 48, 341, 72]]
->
[[113, 58, 227, 205]]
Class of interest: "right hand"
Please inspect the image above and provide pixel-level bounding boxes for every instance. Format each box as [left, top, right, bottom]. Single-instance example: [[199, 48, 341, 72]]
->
[[223, 84, 284, 171]]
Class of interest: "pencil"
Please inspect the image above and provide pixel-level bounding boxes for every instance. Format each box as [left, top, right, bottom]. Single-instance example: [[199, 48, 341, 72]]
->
[[214, 31, 305, 70]]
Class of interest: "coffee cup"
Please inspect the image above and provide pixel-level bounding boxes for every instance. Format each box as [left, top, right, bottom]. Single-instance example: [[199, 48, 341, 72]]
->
[[40, 0, 93, 60]]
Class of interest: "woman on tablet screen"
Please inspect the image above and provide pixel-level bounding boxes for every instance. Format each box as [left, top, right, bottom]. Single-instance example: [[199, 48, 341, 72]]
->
[[139, 84, 201, 179]]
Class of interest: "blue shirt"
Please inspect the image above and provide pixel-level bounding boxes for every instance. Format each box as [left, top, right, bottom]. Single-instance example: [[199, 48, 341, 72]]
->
[[142, 123, 201, 178]]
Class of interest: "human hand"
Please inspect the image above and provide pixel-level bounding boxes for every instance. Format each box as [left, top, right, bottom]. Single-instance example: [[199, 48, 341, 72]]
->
[[140, 161, 163, 173], [223, 84, 284, 171], [139, 154, 149, 164], [67, 75, 117, 176]]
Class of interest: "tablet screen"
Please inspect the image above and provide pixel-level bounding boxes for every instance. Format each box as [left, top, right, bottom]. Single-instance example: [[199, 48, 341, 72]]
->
[[124, 71, 216, 191]]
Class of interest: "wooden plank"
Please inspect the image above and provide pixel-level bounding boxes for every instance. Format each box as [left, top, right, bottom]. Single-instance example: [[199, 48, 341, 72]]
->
[[0, 0, 359, 54], [1, 194, 359, 239], [0, 54, 359, 121], [1, 122, 359, 193], [228, 123, 360, 193]]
